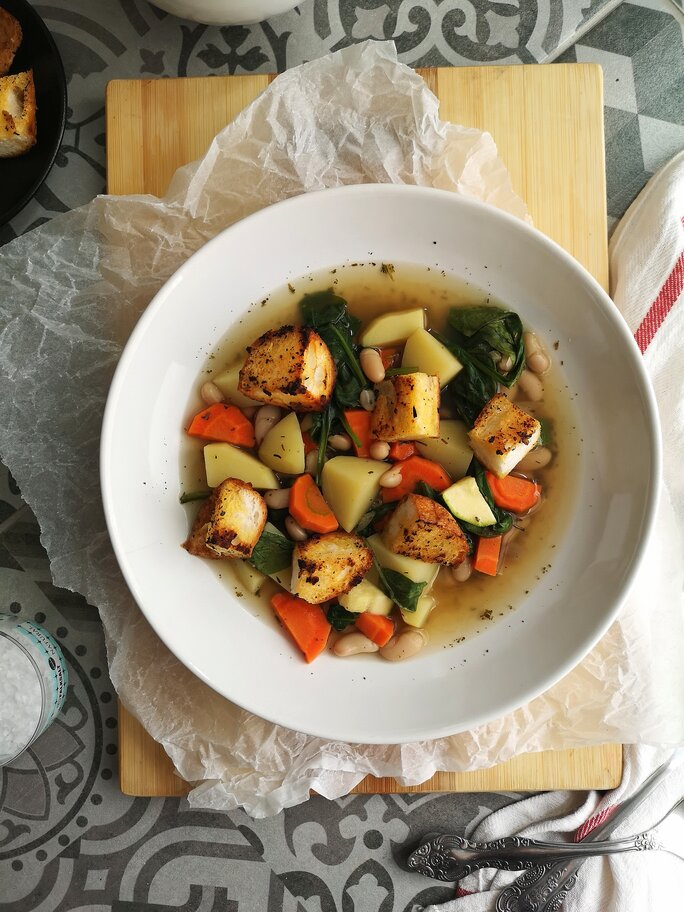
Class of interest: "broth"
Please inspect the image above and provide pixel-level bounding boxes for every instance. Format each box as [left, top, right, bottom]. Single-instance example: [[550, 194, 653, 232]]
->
[[181, 262, 580, 653]]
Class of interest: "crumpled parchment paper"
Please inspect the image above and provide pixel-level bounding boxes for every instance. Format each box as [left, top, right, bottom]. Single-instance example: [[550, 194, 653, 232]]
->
[[1, 42, 682, 818]]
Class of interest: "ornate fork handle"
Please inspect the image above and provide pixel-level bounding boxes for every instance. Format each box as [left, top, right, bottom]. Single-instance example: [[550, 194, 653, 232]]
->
[[407, 831, 660, 881]]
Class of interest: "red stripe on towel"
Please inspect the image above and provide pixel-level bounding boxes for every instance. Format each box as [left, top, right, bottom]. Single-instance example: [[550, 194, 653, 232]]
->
[[634, 219, 684, 353], [574, 804, 618, 842]]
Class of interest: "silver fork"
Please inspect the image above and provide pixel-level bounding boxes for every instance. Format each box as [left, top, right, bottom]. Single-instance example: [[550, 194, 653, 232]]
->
[[496, 750, 684, 912], [407, 796, 684, 882], [407, 749, 684, 911]]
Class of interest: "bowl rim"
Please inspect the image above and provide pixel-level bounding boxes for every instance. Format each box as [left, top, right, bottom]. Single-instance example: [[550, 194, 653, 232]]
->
[[100, 183, 661, 743]]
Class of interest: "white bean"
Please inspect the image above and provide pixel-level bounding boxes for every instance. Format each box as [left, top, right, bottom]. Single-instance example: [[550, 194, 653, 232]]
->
[[360, 389, 376, 411], [524, 332, 550, 375], [451, 558, 472, 583], [305, 450, 320, 475], [200, 381, 225, 405], [369, 441, 390, 460], [333, 632, 380, 657], [516, 446, 552, 473], [299, 414, 313, 432], [285, 516, 308, 541], [264, 488, 290, 509], [528, 352, 550, 375], [360, 348, 386, 384], [379, 628, 427, 662], [379, 466, 403, 488], [329, 434, 352, 451], [517, 369, 544, 402], [254, 406, 282, 445]]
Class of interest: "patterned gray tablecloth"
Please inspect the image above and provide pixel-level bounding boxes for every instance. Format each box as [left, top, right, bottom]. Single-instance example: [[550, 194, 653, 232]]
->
[[0, 1, 683, 910]]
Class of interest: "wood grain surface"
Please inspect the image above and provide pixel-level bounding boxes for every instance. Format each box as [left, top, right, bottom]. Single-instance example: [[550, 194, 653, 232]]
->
[[106, 65, 620, 798]]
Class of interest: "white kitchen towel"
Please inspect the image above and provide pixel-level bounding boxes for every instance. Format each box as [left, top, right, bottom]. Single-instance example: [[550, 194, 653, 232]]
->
[[420, 151, 684, 912]]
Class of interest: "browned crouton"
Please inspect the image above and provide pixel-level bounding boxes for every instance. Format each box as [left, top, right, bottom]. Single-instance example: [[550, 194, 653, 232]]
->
[[182, 492, 222, 560], [468, 393, 541, 478], [0, 9, 22, 77], [371, 373, 440, 441], [292, 531, 373, 604], [204, 478, 267, 558], [383, 493, 468, 566], [238, 325, 336, 411]]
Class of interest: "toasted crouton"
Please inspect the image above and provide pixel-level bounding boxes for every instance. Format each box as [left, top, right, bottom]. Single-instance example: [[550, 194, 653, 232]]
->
[[371, 372, 440, 442], [468, 393, 541, 478], [238, 325, 336, 412], [0, 71, 36, 158], [182, 492, 223, 560], [204, 478, 267, 558], [292, 531, 372, 604], [383, 493, 468, 565], [0, 9, 22, 77]]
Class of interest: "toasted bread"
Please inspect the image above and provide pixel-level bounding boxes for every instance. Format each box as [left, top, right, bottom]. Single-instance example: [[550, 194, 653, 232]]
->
[[204, 478, 267, 559], [0, 8, 22, 77], [0, 70, 37, 158], [371, 372, 440, 442], [383, 493, 468, 566], [238, 325, 336, 412], [292, 531, 372, 603]]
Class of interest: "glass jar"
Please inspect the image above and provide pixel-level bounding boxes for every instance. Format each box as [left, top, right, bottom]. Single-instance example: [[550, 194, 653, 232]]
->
[[0, 614, 69, 766]]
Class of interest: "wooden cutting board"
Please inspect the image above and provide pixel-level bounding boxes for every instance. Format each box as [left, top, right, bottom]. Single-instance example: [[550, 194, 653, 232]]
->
[[106, 66, 622, 798]]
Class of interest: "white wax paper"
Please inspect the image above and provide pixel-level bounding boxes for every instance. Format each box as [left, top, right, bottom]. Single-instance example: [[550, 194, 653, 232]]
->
[[1, 42, 682, 818]]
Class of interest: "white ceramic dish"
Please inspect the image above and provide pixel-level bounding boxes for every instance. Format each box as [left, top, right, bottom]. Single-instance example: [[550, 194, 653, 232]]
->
[[147, 0, 299, 25], [101, 185, 660, 744]]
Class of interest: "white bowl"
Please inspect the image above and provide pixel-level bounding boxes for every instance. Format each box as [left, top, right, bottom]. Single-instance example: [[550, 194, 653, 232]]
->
[[148, 0, 300, 25], [101, 185, 660, 744]]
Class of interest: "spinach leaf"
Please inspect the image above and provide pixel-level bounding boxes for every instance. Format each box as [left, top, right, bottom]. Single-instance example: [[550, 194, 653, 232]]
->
[[414, 480, 439, 500], [443, 359, 498, 427], [300, 290, 366, 405], [248, 528, 294, 575], [355, 500, 396, 537], [447, 306, 525, 386], [180, 489, 211, 504], [438, 305, 526, 427], [300, 290, 370, 477], [374, 563, 426, 613], [539, 417, 553, 447], [327, 604, 358, 631], [458, 459, 513, 539]]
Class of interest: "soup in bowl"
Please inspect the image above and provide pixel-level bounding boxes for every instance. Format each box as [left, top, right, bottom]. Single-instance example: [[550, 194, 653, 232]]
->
[[101, 185, 659, 743]]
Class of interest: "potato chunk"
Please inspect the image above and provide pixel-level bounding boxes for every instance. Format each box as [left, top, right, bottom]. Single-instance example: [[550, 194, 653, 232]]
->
[[238, 325, 335, 411], [371, 373, 440, 442], [291, 531, 372, 604], [204, 442, 279, 489], [414, 419, 472, 479], [321, 456, 388, 532], [468, 393, 541, 478], [205, 478, 267, 558], [258, 412, 305, 475], [383, 494, 468, 566], [401, 328, 462, 386]]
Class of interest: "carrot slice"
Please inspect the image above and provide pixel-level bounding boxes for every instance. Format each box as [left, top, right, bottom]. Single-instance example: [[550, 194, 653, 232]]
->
[[381, 456, 451, 502], [271, 593, 331, 663], [473, 535, 502, 576], [355, 612, 394, 647], [343, 409, 374, 457], [388, 441, 417, 462], [378, 346, 401, 370], [289, 474, 339, 533], [485, 472, 541, 514], [187, 403, 255, 447], [301, 430, 318, 455]]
